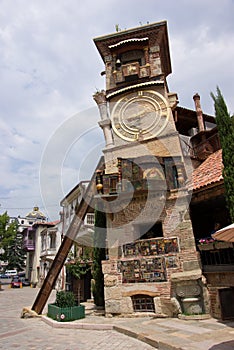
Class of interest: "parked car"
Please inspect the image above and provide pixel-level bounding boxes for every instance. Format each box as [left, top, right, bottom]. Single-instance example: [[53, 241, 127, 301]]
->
[[20, 277, 30, 287], [10, 276, 23, 288], [5, 269, 18, 277], [0, 273, 9, 279], [18, 272, 26, 278]]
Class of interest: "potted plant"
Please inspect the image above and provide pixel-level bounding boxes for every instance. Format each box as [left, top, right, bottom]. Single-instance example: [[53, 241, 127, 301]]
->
[[47, 291, 85, 322]]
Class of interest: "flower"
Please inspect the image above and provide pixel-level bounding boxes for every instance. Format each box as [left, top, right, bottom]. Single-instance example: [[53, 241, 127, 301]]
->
[[198, 237, 214, 244], [60, 314, 65, 320]]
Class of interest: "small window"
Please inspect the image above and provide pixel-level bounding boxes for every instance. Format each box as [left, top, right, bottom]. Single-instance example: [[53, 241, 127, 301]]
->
[[120, 50, 145, 66], [172, 165, 179, 189], [140, 222, 163, 240], [132, 294, 155, 312], [50, 234, 56, 249], [86, 214, 95, 225], [164, 157, 180, 190]]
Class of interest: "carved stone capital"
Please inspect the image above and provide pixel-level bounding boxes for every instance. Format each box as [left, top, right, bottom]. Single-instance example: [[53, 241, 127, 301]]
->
[[93, 90, 107, 105], [98, 119, 111, 128]]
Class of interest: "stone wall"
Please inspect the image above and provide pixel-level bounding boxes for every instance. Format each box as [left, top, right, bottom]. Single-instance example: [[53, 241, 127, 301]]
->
[[205, 272, 234, 319], [102, 191, 206, 317]]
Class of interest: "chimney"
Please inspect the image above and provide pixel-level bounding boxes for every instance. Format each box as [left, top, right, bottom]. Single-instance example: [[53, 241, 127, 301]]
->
[[193, 93, 205, 132]]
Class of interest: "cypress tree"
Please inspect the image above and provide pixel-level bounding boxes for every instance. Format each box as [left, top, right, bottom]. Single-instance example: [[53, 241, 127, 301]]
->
[[211, 87, 234, 221], [92, 203, 106, 307]]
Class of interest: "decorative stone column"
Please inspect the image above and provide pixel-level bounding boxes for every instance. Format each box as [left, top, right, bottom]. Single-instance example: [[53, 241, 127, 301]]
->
[[143, 46, 149, 64], [98, 119, 113, 147], [171, 270, 206, 316], [93, 90, 113, 147]]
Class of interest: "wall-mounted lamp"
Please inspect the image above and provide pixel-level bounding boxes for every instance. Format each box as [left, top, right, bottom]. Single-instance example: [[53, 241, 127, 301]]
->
[[116, 58, 121, 68]]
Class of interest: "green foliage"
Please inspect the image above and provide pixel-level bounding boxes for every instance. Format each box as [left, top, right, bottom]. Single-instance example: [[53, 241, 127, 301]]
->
[[0, 212, 25, 270], [6, 233, 26, 271], [55, 291, 76, 308], [0, 212, 16, 249], [66, 258, 91, 280], [92, 204, 106, 307], [211, 87, 234, 221], [82, 246, 93, 260]]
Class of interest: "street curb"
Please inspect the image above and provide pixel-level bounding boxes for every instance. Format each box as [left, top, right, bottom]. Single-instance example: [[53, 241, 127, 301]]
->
[[41, 316, 184, 349], [113, 326, 184, 350], [113, 325, 159, 349]]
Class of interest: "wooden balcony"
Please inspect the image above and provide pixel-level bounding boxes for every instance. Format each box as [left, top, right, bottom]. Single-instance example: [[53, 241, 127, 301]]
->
[[95, 156, 180, 198], [23, 239, 35, 251], [40, 248, 56, 257], [198, 242, 234, 273], [190, 131, 221, 161]]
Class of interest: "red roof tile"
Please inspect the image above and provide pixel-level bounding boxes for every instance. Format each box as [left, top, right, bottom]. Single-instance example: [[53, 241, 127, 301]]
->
[[33, 220, 60, 226], [190, 149, 223, 191]]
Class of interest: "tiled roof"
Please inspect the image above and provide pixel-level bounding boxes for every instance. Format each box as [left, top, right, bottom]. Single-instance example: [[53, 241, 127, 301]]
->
[[190, 149, 223, 191], [33, 220, 60, 226]]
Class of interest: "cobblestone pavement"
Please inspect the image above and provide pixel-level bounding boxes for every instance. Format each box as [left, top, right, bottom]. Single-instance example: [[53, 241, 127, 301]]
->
[[0, 285, 155, 350], [1, 283, 234, 350]]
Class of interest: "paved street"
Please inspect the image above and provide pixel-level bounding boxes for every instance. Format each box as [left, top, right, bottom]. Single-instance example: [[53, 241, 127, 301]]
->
[[1, 283, 234, 350], [0, 285, 155, 350]]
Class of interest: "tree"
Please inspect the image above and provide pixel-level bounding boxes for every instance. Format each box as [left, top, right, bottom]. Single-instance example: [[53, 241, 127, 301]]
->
[[0, 212, 15, 249], [6, 231, 26, 271], [92, 204, 106, 307], [211, 87, 234, 222], [0, 212, 26, 271]]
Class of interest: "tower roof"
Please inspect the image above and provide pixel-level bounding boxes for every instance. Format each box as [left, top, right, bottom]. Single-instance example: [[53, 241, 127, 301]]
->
[[25, 206, 46, 220], [94, 20, 171, 78]]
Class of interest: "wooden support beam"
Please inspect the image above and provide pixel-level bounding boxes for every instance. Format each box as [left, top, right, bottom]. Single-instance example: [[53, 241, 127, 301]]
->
[[32, 157, 104, 315]]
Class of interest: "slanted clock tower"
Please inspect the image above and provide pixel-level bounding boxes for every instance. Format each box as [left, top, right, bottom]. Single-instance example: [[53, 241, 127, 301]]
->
[[93, 21, 208, 317]]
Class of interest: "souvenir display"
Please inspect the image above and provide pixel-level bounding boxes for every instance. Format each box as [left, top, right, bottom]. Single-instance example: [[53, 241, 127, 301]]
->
[[123, 237, 179, 257], [118, 257, 167, 283]]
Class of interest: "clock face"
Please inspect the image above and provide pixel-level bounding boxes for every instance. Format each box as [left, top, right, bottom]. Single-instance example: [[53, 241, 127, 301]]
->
[[111, 90, 170, 141]]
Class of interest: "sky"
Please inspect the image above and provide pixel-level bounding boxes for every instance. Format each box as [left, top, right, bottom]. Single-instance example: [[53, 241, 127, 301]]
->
[[0, 0, 234, 221]]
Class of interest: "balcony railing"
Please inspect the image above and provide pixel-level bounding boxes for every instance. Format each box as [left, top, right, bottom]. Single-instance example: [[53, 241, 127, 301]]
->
[[23, 239, 35, 251], [95, 157, 182, 197], [198, 242, 234, 272], [191, 132, 221, 160], [40, 248, 57, 257]]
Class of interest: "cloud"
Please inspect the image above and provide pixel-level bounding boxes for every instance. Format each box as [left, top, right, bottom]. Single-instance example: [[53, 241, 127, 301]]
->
[[168, 24, 234, 113], [0, 0, 234, 219]]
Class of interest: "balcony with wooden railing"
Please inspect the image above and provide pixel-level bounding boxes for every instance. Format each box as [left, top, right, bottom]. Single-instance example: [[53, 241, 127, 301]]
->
[[95, 156, 184, 198], [23, 238, 35, 251], [22, 227, 36, 251], [198, 240, 234, 273], [190, 130, 221, 161]]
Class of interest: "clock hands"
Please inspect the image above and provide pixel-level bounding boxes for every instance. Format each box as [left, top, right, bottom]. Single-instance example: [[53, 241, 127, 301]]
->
[[111, 90, 170, 141], [124, 109, 158, 132]]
